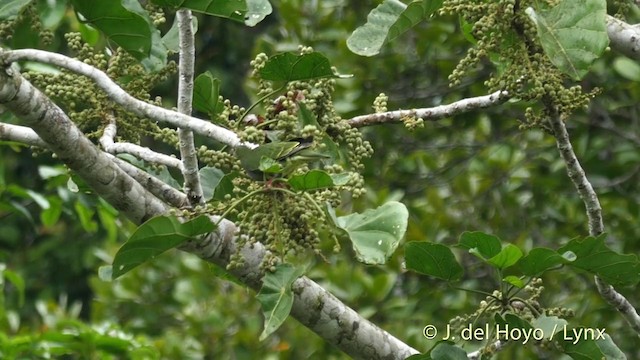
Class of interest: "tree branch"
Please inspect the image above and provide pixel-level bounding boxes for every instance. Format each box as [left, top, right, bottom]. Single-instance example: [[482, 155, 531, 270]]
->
[[0, 63, 418, 360], [548, 109, 640, 334], [0, 64, 168, 223], [606, 16, 640, 61], [0, 49, 244, 147], [176, 9, 204, 206], [100, 118, 184, 170], [347, 90, 508, 128]]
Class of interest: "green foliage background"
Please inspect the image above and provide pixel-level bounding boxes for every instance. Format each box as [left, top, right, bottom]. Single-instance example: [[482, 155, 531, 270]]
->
[[1, 0, 640, 358]]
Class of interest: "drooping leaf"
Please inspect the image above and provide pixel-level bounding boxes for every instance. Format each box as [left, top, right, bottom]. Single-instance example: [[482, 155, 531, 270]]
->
[[259, 52, 337, 82], [556, 330, 606, 359], [111, 215, 216, 279], [503, 275, 525, 288], [256, 264, 304, 340], [518, 247, 567, 275], [429, 341, 468, 360], [152, 0, 271, 26], [405, 241, 464, 281], [457, 231, 502, 259], [526, 0, 608, 80], [199, 166, 225, 201], [558, 235, 640, 287], [487, 243, 523, 270], [336, 201, 408, 265], [193, 72, 223, 119], [0, 0, 31, 20], [347, 0, 443, 57], [71, 0, 167, 71]]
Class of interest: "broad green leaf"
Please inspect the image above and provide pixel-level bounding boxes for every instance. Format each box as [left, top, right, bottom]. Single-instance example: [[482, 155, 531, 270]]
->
[[258, 156, 282, 173], [75, 201, 98, 232], [518, 247, 567, 275], [256, 264, 304, 340], [532, 315, 567, 340], [199, 166, 225, 201], [596, 334, 626, 359], [336, 201, 408, 265], [487, 243, 523, 269], [429, 341, 468, 360], [556, 330, 606, 359], [40, 197, 62, 227], [112, 215, 216, 279], [288, 170, 336, 191], [212, 172, 237, 201], [405, 242, 463, 281], [558, 235, 640, 287], [495, 313, 533, 332], [526, 0, 608, 80], [193, 72, 223, 118], [347, 0, 443, 57], [71, 0, 167, 71], [245, 0, 272, 27], [503, 275, 525, 288], [297, 102, 319, 128], [152, 0, 270, 26], [457, 231, 502, 259], [0, 0, 31, 20], [259, 52, 336, 82]]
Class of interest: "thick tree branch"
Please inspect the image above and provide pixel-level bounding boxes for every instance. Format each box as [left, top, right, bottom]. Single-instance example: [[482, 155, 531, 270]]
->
[[0, 64, 169, 223], [606, 16, 640, 61], [0, 49, 244, 147], [347, 90, 508, 127], [0, 63, 418, 360], [548, 110, 640, 334], [176, 9, 204, 206], [0, 122, 188, 208]]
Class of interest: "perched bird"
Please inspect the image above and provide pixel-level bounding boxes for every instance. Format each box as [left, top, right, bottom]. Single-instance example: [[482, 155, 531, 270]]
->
[[235, 140, 328, 181]]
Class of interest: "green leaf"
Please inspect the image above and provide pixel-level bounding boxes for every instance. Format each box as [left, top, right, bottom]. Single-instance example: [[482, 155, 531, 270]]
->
[[503, 275, 525, 288], [0, 0, 31, 20], [347, 0, 443, 57], [297, 102, 319, 128], [558, 235, 640, 287], [429, 341, 468, 360], [153, 0, 270, 26], [245, 0, 272, 27], [518, 247, 567, 275], [193, 72, 223, 118], [199, 166, 225, 201], [487, 243, 523, 270], [596, 333, 626, 360], [258, 156, 282, 173], [40, 197, 62, 227], [256, 264, 304, 341], [259, 52, 337, 82], [288, 170, 336, 191], [336, 201, 408, 265], [526, 0, 608, 80], [457, 231, 502, 259], [212, 172, 237, 201], [71, 0, 167, 71], [558, 235, 640, 286], [556, 330, 606, 359], [405, 242, 463, 281], [112, 215, 216, 279], [532, 315, 567, 340]]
